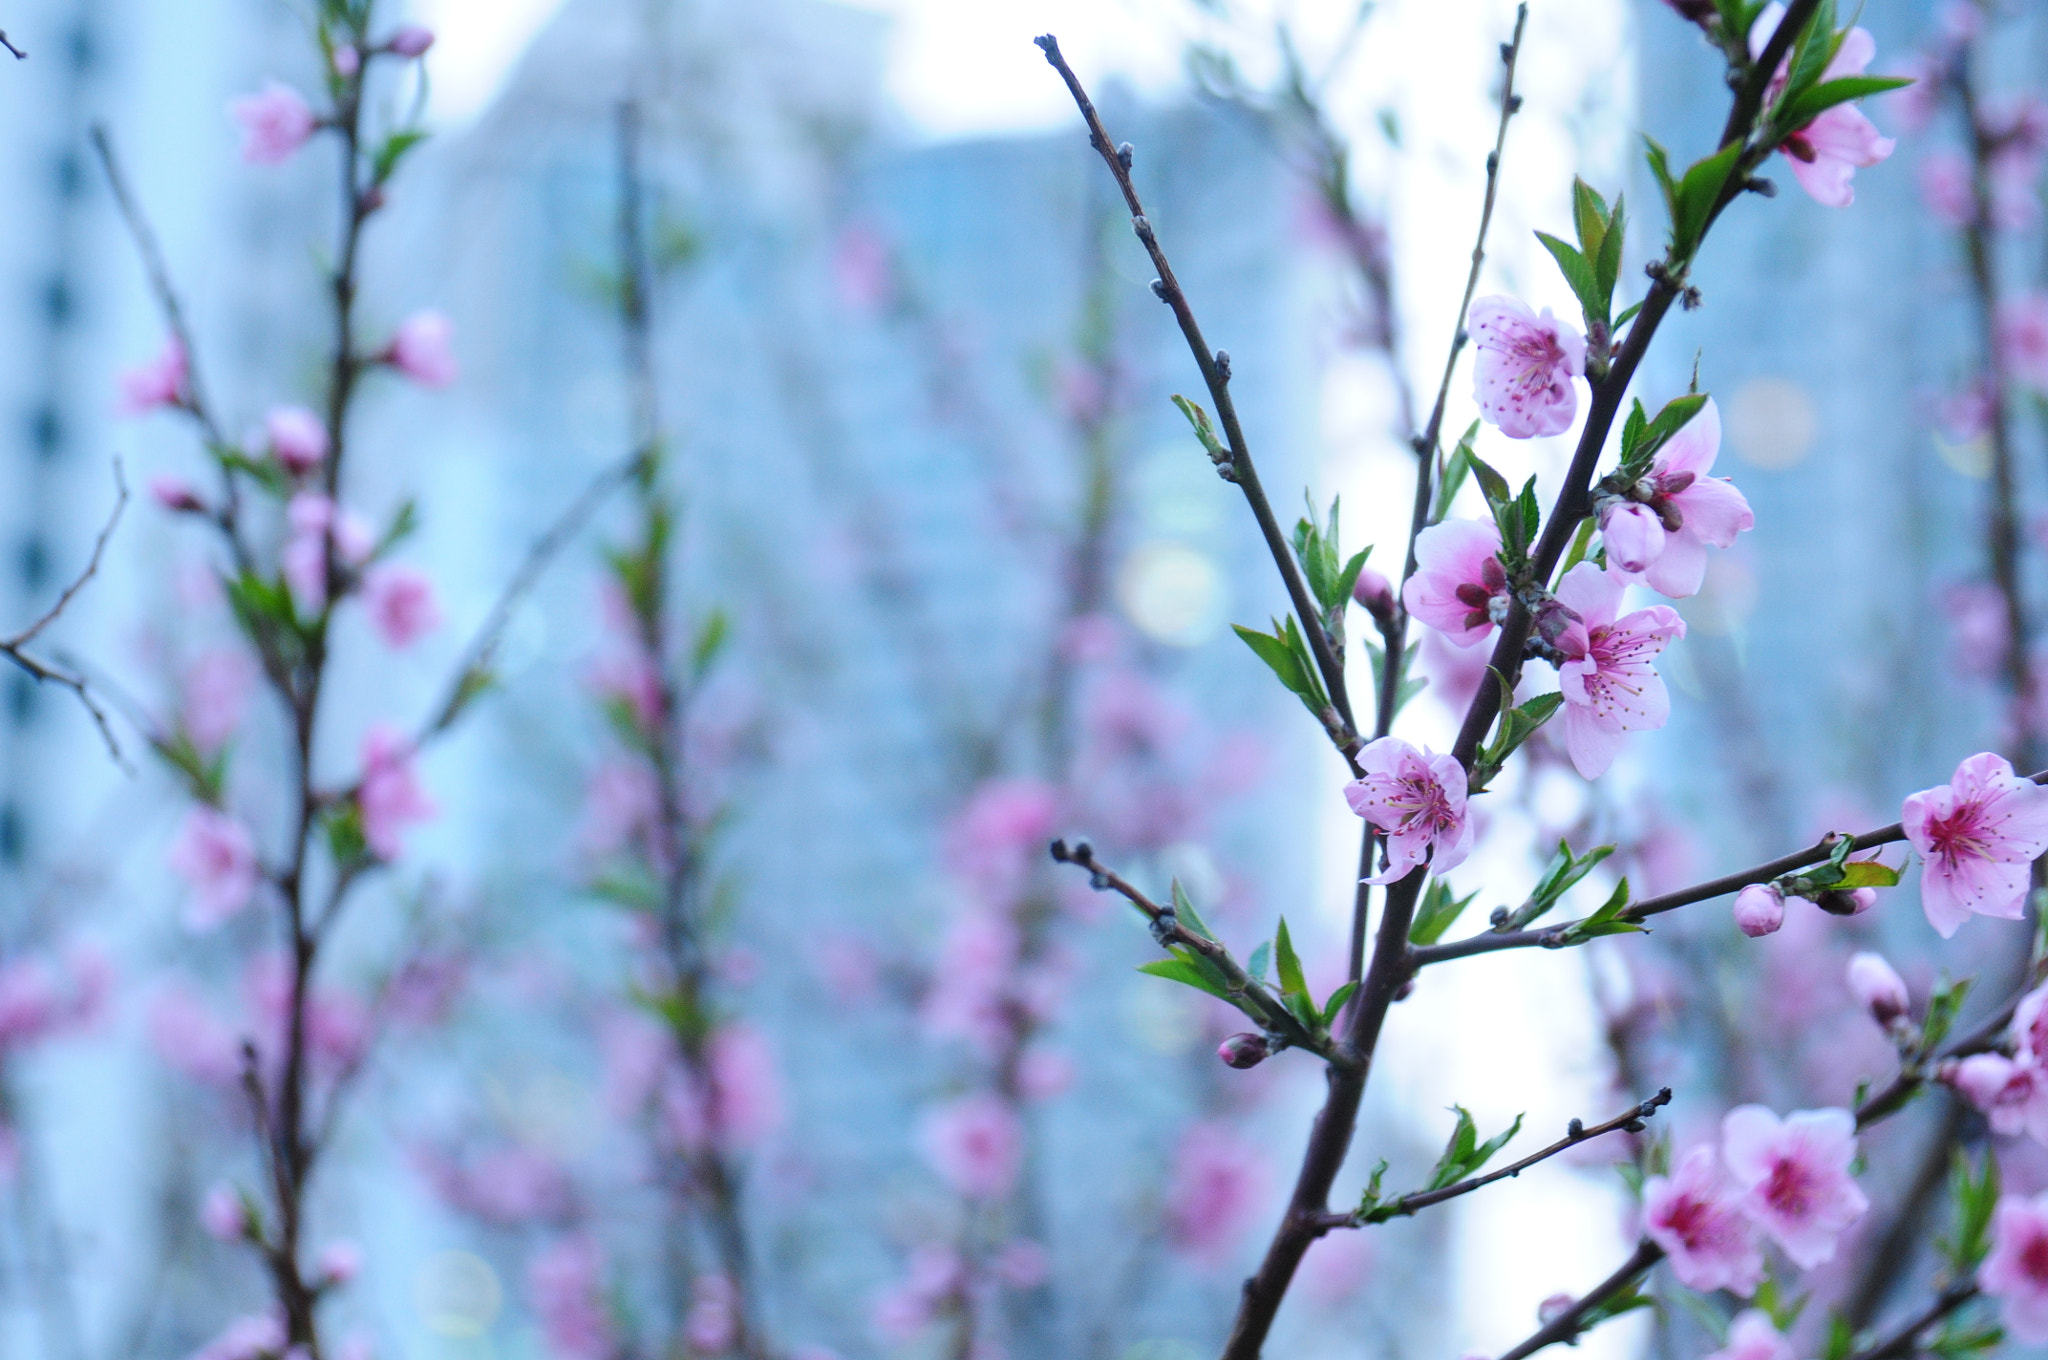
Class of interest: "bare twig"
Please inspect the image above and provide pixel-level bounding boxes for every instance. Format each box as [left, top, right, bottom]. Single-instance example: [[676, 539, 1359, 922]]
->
[[0, 31, 25, 60], [1319, 1088, 1670, 1228], [1845, 1283, 1981, 1360], [1035, 33, 1361, 771], [1493, 1238, 1663, 1360]]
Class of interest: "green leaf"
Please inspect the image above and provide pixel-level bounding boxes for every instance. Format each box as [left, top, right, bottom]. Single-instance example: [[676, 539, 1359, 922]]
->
[[1819, 1314, 1856, 1360], [1411, 878, 1480, 946], [1234, 622, 1316, 703], [1321, 980, 1359, 1024], [1171, 393, 1229, 464], [1273, 916, 1309, 1001], [1136, 956, 1234, 1002], [588, 869, 662, 911], [1571, 177, 1612, 260], [1172, 879, 1217, 941], [1470, 1111, 1525, 1172], [1774, 74, 1914, 136], [372, 129, 429, 185], [1780, 0, 1839, 111], [1336, 548, 1370, 617], [1939, 1148, 2000, 1274], [692, 609, 730, 679], [1836, 860, 1900, 889], [1467, 450, 1512, 509], [324, 801, 368, 867], [1622, 392, 1710, 471], [1558, 515, 1598, 579], [1472, 690, 1568, 792], [1592, 193, 1626, 306], [1432, 421, 1481, 523], [1643, 136, 1678, 220], [1246, 940, 1273, 986], [1670, 140, 1744, 256], [1921, 974, 1972, 1054], [1536, 230, 1607, 329], [1504, 839, 1616, 931], [1613, 299, 1644, 328], [1427, 1107, 1481, 1189]]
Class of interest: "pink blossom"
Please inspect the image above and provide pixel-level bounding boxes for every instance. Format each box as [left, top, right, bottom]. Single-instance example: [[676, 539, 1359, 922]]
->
[[945, 778, 1061, 905], [1403, 519, 1508, 646], [191, 1313, 288, 1360], [168, 806, 260, 930], [1642, 1146, 1765, 1295], [1721, 1104, 1869, 1268], [1017, 1047, 1075, 1099], [1351, 565, 1394, 620], [1902, 752, 2048, 936], [358, 724, 435, 859], [1165, 1122, 1268, 1263], [1981, 1192, 2048, 1343], [150, 475, 204, 512], [528, 1235, 614, 1360], [0, 961, 58, 1050], [1298, 1231, 1375, 1305], [684, 1274, 737, 1353], [1750, 6, 1897, 207], [1944, 580, 2011, 679], [417, 1145, 576, 1225], [1599, 399, 1754, 599], [118, 336, 188, 415], [281, 493, 374, 613], [1919, 150, 1976, 227], [1552, 563, 1686, 779], [1343, 736, 1472, 884], [833, 224, 895, 314], [1706, 1310, 1796, 1360], [1732, 883, 1785, 938], [1946, 1053, 2048, 1140], [587, 650, 663, 732], [318, 1240, 362, 1285], [386, 25, 435, 57], [386, 310, 457, 387], [182, 649, 256, 754], [230, 82, 318, 165], [200, 1182, 247, 1241], [705, 1022, 784, 1150], [1419, 626, 1492, 715], [363, 565, 441, 648], [1217, 1032, 1271, 1069], [1469, 295, 1586, 438], [581, 760, 660, 859], [993, 1238, 1049, 1289], [332, 44, 361, 78], [264, 405, 328, 475], [148, 985, 242, 1087], [872, 1247, 962, 1341], [920, 906, 1019, 1054], [2000, 293, 2048, 391], [1847, 952, 1909, 1027], [918, 1094, 1023, 1201]]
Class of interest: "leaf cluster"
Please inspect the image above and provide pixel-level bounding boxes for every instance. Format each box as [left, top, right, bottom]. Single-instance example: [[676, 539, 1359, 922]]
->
[[1470, 673, 1563, 793], [1536, 178, 1627, 340], [1289, 495, 1369, 652], [1497, 839, 1616, 932]]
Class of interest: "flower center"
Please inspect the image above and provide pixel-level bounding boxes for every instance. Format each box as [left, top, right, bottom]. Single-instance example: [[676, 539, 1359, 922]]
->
[[1761, 1155, 1817, 1219], [2023, 1232, 2048, 1285], [1925, 803, 1988, 866]]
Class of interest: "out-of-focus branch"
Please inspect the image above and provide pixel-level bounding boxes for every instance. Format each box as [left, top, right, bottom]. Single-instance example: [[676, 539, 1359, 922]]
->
[[1, 464, 129, 764], [1, 31, 26, 60], [1493, 1238, 1662, 1360], [1845, 1283, 1981, 1360]]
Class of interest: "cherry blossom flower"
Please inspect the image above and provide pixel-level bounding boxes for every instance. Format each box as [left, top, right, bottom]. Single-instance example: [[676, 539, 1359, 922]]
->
[[1599, 399, 1754, 599], [685, 1275, 738, 1354], [1847, 952, 1910, 1027], [148, 984, 242, 1087], [229, 82, 318, 165], [118, 336, 187, 415], [945, 778, 1061, 906], [1343, 736, 1472, 885], [149, 475, 204, 512], [1749, 5, 1897, 207], [1165, 1122, 1269, 1264], [281, 493, 374, 613], [2000, 293, 2048, 391], [1552, 563, 1687, 779], [417, 1145, 576, 1225], [1946, 1053, 2048, 1140], [1981, 1192, 2048, 1343], [1469, 295, 1586, 438], [358, 724, 435, 859], [1944, 580, 2011, 678], [1402, 518, 1509, 646], [1419, 626, 1493, 716], [918, 1094, 1023, 1201], [528, 1235, 614, 1360], [168, 807, 260, 930], [332, 44, 361, 78], [1733, 883, 1785, 938], [182, 649, 256, 755], [1351, 565, 1395, 622], [1642, 1146, 1765, 1295], [1920, 150, 1976, 227], [363, 565, 442, 648], [386, 310, 458, 387], [1707, 1310, 1796, 1360], [580, 759, 661, 859], [1902, 752, 2048, 936], [1721, 1104, 1869, 1268], [191, 1313, 288, 1360], [318, 1240, 363, 1285], [264, 405, 328, 475], [200, 1182, 247, 1241], [666, 1022, 783, 1152], [1017, 1047, 1075, 1099], [387, 25, 435, 57], [872, 1247, 962, 1341]]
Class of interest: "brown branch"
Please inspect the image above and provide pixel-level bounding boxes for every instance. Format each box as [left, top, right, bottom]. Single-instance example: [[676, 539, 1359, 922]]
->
[[1846, 1283, 1981, 1360], [1494, 1239, 1663, 1360], [1034, 33, 1361, 771], [1320, 1087, 1669, 1228], [0, 31, 25, 60]]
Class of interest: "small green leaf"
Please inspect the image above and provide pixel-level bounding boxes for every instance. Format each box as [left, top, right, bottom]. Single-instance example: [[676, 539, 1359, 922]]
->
[[372, 129, 429, 185], [1836, 860, 1900, 889], [1571, 177, 1612, 260], [1172, 393, 1228, 462], [1643, 136, 1678, 219], [692, 609, 730, 679], [1273, 916, 1309, 1001], [1613, 299, 1644, 328], [1819, 1314, 1856, 1360], [1171, 879, 1217, 941], [1427, 1107, 1481, 1190], [1411, 878, 1480, 946], [1774, 74, 1914, 136], [1321, 980, 1359, 1024], [1467, 450, 1512, 509], [1246, 940, 1273, 986], [1234, 622, 1316, 703], [1535, 230, 1607, 329], [1432, 421, 1481, 523], [1670, 140, 1745, 256], [1592, 193, 1626, 305], [1136, 956, 1234, 1002]]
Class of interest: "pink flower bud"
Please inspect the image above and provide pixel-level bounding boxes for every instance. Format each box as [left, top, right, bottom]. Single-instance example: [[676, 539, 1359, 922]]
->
[[200, 1182, 247, 1241], [1351, 566, 1394, 622], [229, 82, 317, 166], [1847, 952, 1910, 1027], [1537, 1292, 1576, 1325], [1601, 502, 1666, 574], [150, 475, 205, 513], [264, 405, 328, 476], [1733, 884, 1785, 938], [318, 1240, 362, 1285], [386, 25, 435, 57], [385, 310, 457, 387], [332, 44, 361, 78], [1217, 1032, 1270, 1069]]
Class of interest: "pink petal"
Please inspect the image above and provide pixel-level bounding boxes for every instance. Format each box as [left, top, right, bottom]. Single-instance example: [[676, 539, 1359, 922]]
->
[[1671, 478, 1754, 549], [1642, 530, 1710, 598], [1823, 27, 1876, 80], [1718, 1105, 1781, 1185], [1553, 561, 1621, 627], [1656, 398, 1722, 476], [1788, 151, 1861, 208], [1562, 701, 1625, 779]]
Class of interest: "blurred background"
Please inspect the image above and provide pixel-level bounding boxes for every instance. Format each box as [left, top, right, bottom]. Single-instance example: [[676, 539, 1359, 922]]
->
[[0, 0, 2038, 1358]]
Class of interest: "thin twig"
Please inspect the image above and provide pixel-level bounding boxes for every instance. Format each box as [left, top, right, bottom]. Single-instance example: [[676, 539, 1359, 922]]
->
[[1845, 1283, 1981, 1360], [1035, 33, 1361, 771], [1493, 1238, 1663, 1360], [0, 31, 25, 60], [1320, 1088, 1669, 1227]]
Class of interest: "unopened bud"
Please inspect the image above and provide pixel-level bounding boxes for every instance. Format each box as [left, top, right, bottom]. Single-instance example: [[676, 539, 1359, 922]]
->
[[1537, 1293, 1575, 1325], [199, 1183, 247, 1242], [1217, 1032, 1270, 1069], [149, 475, 206, 515], [1815, 887, 1876, 916], [1732, 883, 1785, 938], [1847, 952, 1910, 1028], [387, 25, 435, 57], [1351, 566, 1395, 624], [332, 43, 361, 78]]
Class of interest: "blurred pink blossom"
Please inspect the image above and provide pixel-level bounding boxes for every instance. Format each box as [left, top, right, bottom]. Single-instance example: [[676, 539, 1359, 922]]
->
[[1919, 150, 1976, 227], [1016, 1047, 1074, 1100], [1165, 1122, 1268, 1263], [200, 1182, 247, 1241], [1469, 295, 1584, 438], [387, 24, 435, 57], [918, 1093, 1023, 1201], [191, 1313, 287, 1360], [992, 1238, 1049, 1289], [182, 649, 257, 754], [1298, 1230, 1374, 1305], [581, 760, 661, 859], [418, 1145, 576, 1225], [944, 779, 1060, 905], [1983, 1192, 2048, 1341], [358, 724, 435, 859], [1344, 736, 1472, 884], [118, 336, 187, 415], [1554, 563, 1685, 779], [684, 1274, 738, 1353], [1847, 952, 1910, 1028], [386, 311, 457, 387], [2001, 293, 2048, 390], [528, 1235, 614, 1360], [587, 651, 663, 732], [920, 907, 1019, 1054], [1419, 627, 1491, 716], [148, 985, 242, 1087], [1706, 1310, 1795, 1360], [264, 405, 328, 475], [1643, 1145, 1764, 1294], [1404, 519, 1507, 647], [1722, 1105, 1869, 1268], [332, 44, 361, 78], [230, 82, 317, 165], [832, 224, 895, 314], [150, 475, 204, 512], [363, 565, 442, 648], [1902, 751, 2048, 936], [872, 1246, 962, 1342], [1947, 1053, 2048, 1140], [168, 807, 260, 930], [318, 1240, 362, 1285], [1944, 581, 2010, 678]]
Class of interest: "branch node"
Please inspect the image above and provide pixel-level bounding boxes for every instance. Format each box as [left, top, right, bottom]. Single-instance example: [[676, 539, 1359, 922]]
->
[[0, 32, 24, 60], [1116, 141, 1134, 170], [1215, 349, 1232, 381], [1149, 278, 1168, 302]]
